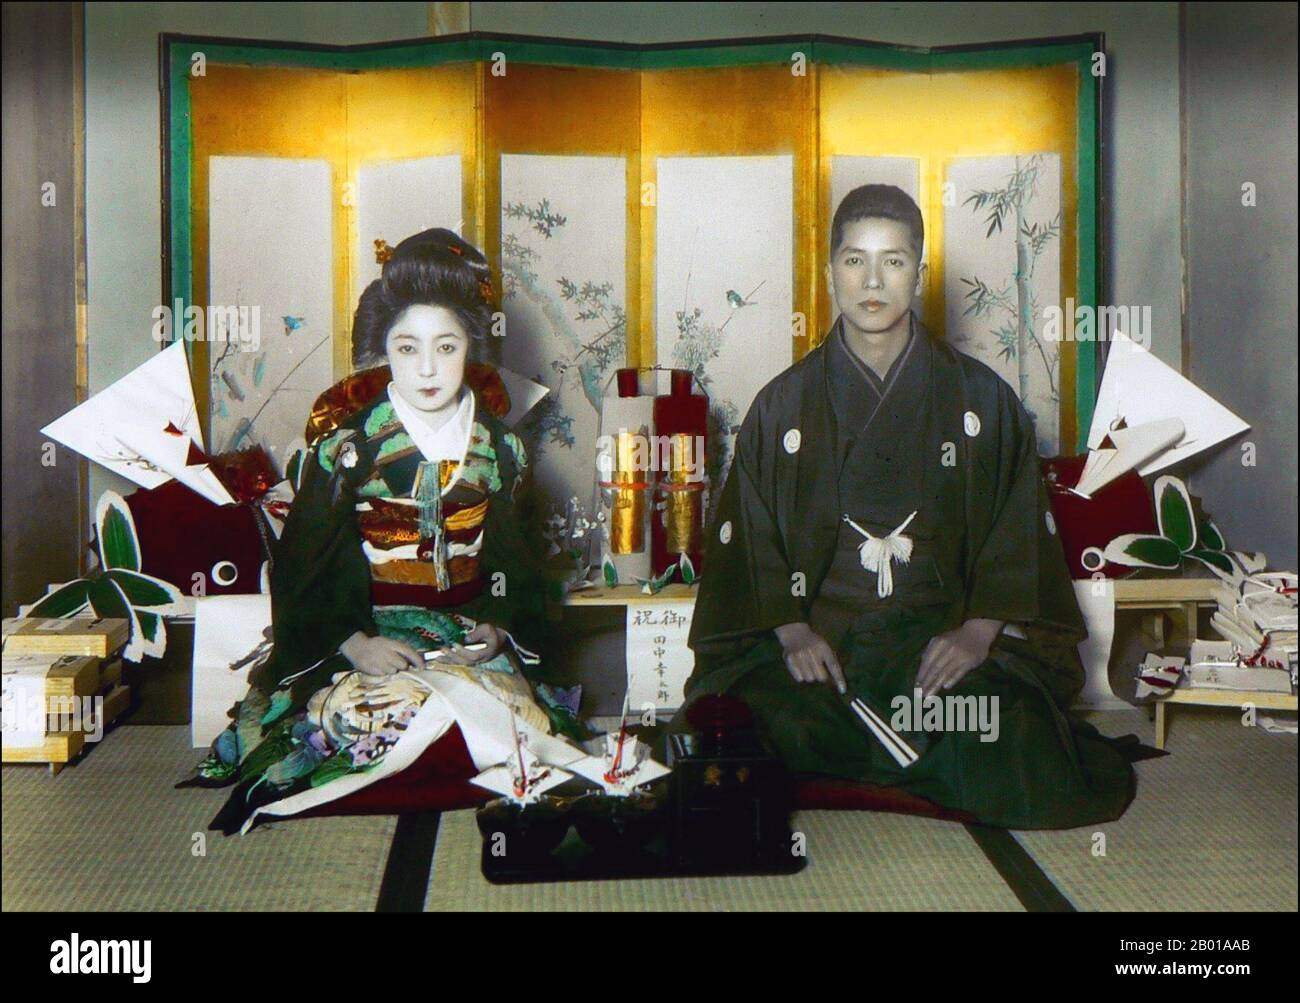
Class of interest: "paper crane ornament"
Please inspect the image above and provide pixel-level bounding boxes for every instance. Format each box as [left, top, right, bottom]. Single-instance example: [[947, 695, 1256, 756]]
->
[[1072, 417, 1186, 499], [42, 341, 236, 506], [568, 695, 671, 796], [470, 711, 571, 805]]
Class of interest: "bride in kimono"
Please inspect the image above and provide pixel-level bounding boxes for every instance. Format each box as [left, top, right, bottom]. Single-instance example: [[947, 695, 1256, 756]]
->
[[187, 228, 575, 834]]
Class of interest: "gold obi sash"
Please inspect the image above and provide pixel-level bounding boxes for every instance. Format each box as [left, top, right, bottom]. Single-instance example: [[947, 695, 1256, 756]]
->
[[358, 461, 489, 592]]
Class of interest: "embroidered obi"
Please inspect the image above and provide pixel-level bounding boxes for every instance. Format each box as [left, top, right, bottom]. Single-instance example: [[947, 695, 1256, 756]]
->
[[314, 390, 527, 610]]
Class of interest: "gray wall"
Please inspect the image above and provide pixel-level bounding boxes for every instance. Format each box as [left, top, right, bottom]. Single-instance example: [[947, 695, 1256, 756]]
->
[[2, 2, 83, 615], [1182, 2, 1298, 568]]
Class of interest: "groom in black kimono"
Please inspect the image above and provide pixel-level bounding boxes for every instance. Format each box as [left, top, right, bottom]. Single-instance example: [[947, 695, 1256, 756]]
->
[[681, 185, 1134, 829]]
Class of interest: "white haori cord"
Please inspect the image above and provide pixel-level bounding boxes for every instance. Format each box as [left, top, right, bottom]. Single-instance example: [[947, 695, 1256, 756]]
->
[[843, 510, 919, 598]]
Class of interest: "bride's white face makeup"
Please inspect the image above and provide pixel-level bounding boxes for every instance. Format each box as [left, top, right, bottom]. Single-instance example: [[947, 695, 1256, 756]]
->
[[385, 304, 469, 415]]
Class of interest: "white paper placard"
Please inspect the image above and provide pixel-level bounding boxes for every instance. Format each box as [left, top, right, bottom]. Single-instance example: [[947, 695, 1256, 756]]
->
[[1073, 579, 1127, 709], [191, 594, 274, 747], [625, 604, 694, 713], [2, 656, 54, 747]]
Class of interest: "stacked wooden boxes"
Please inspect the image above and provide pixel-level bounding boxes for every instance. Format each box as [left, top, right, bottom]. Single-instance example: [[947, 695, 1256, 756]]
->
[[1, 618, 131, 775]]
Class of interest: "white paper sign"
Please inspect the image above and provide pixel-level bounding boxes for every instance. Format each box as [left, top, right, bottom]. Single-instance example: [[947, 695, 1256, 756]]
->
[[2, 656, 55, 748], [1073, 579, 1127, 709], [625, 604, 694, 713], [191, 594, 273, 747]]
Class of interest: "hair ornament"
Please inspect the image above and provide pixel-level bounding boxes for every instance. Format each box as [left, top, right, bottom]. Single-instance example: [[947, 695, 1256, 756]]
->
[[373, 238, 395, 265]]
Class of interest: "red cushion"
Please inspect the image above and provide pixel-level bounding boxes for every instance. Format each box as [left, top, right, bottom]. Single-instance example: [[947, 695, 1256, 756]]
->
[[795, 778, 974, 823], [295, 723, 488, 820]]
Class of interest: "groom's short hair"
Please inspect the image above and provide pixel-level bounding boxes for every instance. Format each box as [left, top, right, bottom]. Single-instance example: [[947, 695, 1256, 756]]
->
[[830, 184, 925, 258]]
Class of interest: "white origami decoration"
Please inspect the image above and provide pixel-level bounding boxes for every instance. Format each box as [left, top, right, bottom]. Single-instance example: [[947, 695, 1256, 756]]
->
[[1075, 331, 1250, 499], [569, 698, 671, 797], [470, 711, 571, 805], [1135, 653, 1185, 700], [42, 341, 237, 506]]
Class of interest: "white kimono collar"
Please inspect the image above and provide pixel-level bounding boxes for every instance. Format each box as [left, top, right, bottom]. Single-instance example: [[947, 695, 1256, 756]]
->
[[386, 382, 476, 466]]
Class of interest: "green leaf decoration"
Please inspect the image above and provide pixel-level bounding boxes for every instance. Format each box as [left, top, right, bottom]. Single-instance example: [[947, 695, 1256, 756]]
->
[[95, 491, 141, 572], [602, 556, 618, 588], [135, 609, 166, 660], [1154, 475, 1197, 553], [1199, 518, 1226, 552], [1186, 549, 1237, 575], [310, 751, 359, 788], [26, 580, 91, 619], [678, 552, 696, 585], [260, 690, 293, 726], [136, 610, 161, 644], [87, 576, 155, 662], [1107, 533, 1183, 569], [87, 575, 131, 621], [104, 568, 183, 608]]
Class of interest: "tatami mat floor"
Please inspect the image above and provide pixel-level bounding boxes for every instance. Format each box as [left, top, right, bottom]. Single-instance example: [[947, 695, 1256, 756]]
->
[[3, 708, 1294, 911], [1017, 706, 1298, 911]]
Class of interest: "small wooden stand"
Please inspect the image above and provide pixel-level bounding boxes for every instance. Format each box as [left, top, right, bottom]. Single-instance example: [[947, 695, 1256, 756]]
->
[[1112, 578, 1295, 749], [1153, 688, 1297, 751]]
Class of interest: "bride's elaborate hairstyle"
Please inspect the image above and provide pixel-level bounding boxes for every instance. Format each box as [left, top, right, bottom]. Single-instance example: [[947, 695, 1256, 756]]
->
[[351, 228, 497, 369]]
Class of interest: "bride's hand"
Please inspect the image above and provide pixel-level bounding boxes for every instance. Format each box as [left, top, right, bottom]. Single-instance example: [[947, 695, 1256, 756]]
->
[[438, 623, 506, 666], [339, 632, 423, 676]]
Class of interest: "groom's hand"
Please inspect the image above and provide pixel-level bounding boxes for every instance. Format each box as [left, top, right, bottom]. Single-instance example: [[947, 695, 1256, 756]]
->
[[774, 622, 847, 694], [915, 618, 1003, 698]]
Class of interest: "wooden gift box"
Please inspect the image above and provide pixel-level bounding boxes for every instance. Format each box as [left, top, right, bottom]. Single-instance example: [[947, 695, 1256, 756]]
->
[[2, 616, 129, 658], [2, 653, 130, 776]]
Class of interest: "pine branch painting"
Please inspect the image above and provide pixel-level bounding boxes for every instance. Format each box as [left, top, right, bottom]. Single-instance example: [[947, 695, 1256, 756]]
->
[[498, 155, 628, 516]]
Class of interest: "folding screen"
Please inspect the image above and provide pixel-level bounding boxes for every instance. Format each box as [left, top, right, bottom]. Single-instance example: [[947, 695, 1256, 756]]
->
[[163, 32, 1103, 512]]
